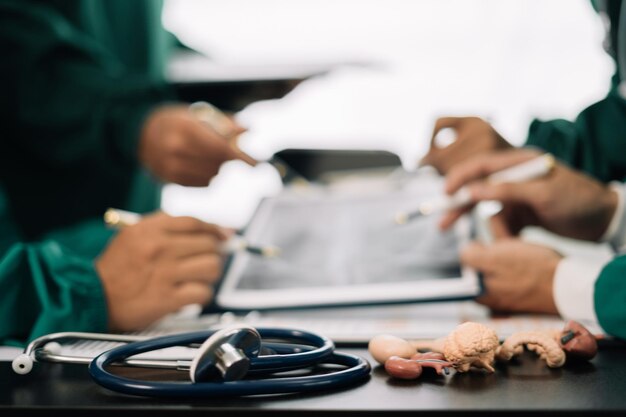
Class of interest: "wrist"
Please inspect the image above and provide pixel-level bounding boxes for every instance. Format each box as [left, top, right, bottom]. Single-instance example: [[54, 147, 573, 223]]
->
[[600, 182, 625, 246], [553, 257, 604, 325]]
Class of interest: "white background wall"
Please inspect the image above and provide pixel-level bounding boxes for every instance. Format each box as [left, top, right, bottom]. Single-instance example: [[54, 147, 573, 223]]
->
[[161, 0, 614, 228]]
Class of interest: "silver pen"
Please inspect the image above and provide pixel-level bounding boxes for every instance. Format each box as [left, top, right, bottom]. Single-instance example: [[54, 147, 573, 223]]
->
[[104, 208, 280, 258]]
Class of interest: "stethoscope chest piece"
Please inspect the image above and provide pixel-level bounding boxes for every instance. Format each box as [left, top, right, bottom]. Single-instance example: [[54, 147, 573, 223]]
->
[[190, 325, 261, 382]]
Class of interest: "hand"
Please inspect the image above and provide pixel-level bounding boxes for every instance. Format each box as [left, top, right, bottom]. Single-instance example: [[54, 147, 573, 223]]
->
[[138, 105, 254, 187], [95, 212, 227, 332], [462, 239, 562, 314], [440, 148, 618, 241], [419, 117, 512, 175]]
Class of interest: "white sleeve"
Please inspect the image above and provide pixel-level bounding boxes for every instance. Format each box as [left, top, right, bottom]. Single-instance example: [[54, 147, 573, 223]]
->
[[600, 181, 626, 254], [552, 257, 605, 327]]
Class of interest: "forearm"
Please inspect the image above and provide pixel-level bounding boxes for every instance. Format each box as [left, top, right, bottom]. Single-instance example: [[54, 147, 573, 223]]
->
[[0, 241, 108, 347], [600, 182, 626, 253]]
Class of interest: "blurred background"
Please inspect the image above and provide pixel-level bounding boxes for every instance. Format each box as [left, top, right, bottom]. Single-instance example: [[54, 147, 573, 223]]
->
[[161, 0, 614, 228]]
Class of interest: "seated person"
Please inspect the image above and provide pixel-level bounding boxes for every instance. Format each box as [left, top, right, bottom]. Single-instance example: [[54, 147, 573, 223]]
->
[[0, 0, 250, 345], [414, 1, 626, 339]]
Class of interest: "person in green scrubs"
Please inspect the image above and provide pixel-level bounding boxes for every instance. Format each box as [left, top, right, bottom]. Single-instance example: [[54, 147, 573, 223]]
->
[[0, 0, 249, 345], [420, 0, 626, 339]]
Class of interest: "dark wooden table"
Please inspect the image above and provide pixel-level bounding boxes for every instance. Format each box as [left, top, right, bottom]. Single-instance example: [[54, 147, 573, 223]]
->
[[2, 341, 626, 416]]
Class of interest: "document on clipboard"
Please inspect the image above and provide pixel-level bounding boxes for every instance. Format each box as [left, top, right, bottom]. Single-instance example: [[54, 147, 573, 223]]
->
[[214, 165, 480, 311]]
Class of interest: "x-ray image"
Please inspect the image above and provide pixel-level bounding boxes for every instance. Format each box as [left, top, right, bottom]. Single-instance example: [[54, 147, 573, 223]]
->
[[234, 170, 463, 291]]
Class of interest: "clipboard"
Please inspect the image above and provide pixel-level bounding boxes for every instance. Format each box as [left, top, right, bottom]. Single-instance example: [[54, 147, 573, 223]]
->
[[213, 149, 480, 311]]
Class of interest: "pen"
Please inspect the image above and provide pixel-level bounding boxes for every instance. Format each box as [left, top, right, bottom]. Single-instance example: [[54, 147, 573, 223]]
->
[[189, 101, 310, 185], [395, 153, 556, 224], [103, 208, 281, 258]]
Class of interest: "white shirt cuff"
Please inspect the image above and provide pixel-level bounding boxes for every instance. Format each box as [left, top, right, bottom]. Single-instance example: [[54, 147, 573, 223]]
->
[[553, 257, 604, 327], [600, 182, 626, 253]]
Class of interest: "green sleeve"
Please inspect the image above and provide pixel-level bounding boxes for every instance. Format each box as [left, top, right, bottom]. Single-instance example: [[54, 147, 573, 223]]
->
[[0, 0, 169, 238], [524, 118, 583, 168], [0, 0, 175, 166], [525, 91, 626, 182], [0, 241, 108, 347], [595, 255, 626, 340]]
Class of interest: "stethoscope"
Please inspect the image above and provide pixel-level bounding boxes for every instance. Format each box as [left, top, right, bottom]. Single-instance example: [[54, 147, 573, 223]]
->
[[12, 326, 371, 398]]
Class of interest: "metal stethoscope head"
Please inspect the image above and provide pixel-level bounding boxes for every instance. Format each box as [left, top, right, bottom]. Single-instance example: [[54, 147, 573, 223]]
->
[[13, 326, 371, 398]]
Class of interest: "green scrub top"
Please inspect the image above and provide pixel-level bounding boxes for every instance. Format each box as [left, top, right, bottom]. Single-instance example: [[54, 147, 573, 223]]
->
[[0, 0, 178, 345]]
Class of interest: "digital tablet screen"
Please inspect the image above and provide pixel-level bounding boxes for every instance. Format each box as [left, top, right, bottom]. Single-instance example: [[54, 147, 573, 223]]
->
[[217, 169, 478, 310]]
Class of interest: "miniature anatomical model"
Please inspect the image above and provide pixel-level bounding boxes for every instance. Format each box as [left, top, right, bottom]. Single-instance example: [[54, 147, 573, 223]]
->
[[496, 331, 565, 368], [384, 352, 453, 380], [370, 320, 598, 381], [368, 334, 418, 365], [496, 320, 598, 367], [369, 322, 500, 375], [440, 322, 499, 372]]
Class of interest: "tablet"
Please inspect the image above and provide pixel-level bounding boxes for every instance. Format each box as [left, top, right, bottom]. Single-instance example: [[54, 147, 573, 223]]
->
[[216, 169, 479, 310]]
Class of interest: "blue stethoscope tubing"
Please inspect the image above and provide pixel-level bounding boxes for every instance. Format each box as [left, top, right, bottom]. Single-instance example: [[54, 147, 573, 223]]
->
[[88, 328, 371, 398]]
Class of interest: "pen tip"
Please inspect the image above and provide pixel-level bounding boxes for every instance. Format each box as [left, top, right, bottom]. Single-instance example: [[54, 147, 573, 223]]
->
[[103, 208, 119, 227], [262, 246, 282, 258]]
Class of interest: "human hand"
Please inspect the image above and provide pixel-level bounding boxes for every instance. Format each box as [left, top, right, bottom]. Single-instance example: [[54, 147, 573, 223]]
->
[[440, 148, 618, 241], [462, 239, 562, 314], [95, 212, 227, 332], [138, 104, 254, 187], [419, 116, 512, 175]]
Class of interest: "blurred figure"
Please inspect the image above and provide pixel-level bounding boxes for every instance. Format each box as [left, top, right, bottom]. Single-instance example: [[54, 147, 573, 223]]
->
[[0, 0, 249, 244], [418, 0, 626, 339], [0, 0, 249, 345]]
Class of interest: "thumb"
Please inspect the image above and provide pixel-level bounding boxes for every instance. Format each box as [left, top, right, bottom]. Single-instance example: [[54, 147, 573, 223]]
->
[[418, 148, 438, 168]]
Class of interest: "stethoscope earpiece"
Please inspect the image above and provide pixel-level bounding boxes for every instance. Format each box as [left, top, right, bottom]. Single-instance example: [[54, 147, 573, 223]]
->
[[12, 354, 33, 375]]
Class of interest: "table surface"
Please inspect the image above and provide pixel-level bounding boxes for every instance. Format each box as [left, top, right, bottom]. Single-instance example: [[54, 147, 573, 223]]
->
[[2, 341, 626, 416]]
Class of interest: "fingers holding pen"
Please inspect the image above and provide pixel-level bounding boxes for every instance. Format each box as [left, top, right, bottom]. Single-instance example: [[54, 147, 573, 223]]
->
[[437, 179, 533, 230], [444, 148, 542, 195], [437, 148, 550, 232], [186, 112, 258, 167], [139, 104, 257, 187], [97, 212, 230, 331]]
